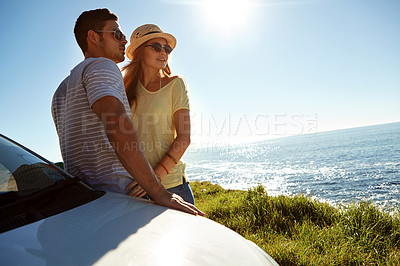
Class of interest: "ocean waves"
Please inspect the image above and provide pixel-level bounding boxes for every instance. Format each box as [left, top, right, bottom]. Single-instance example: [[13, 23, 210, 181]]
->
[[184, 122, 400, 210]]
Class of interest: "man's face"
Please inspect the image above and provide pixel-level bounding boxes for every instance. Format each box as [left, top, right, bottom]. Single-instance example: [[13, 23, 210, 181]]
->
[[98, 20, 127, 63]]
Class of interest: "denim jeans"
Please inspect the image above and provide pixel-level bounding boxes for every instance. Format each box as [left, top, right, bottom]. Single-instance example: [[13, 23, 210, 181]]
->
[[167, 177, 195, 205]]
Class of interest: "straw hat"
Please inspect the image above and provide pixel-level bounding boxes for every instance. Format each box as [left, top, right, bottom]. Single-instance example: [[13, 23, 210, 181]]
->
[[126, 24, 176, 60]]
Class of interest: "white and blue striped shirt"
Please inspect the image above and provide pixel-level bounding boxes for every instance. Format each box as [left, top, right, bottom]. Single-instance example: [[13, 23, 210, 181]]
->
[[52, 57, 134, 194]]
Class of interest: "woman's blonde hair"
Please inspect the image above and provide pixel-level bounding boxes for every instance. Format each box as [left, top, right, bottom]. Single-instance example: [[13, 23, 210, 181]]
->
[[122, 41, 172, 107]]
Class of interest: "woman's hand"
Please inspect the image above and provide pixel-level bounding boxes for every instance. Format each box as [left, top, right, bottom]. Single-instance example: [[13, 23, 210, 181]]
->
[[126, 180, 147, 198]]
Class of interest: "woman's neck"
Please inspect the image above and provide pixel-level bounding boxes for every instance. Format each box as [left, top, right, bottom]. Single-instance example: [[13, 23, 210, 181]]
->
[[141, 67, 161, 89]]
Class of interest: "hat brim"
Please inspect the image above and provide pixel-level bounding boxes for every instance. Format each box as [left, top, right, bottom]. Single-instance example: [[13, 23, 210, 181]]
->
[[126, 32, 176, 60]]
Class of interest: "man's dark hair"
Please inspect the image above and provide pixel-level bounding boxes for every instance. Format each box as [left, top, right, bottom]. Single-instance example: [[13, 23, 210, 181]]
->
[[74, 8, 118, 54]]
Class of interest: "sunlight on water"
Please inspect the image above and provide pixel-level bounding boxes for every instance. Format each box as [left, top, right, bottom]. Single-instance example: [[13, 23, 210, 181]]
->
[[184, 123, 400, 209]]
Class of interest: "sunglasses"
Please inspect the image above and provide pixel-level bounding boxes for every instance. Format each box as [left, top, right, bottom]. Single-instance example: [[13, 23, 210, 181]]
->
[[145, 42, 173, 55], [95, 29, 126, 41]]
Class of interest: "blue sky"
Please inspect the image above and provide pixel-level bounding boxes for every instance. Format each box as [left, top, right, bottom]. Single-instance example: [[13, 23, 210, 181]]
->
[[0, 0, 399, 162]]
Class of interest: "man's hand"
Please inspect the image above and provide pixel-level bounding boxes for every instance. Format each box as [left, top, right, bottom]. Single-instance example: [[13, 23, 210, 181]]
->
[[155, 192, 205, 217], [126, 181, 205, 216]]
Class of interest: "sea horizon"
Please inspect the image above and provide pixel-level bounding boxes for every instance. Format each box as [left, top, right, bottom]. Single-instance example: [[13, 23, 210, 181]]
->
[[188, 121, 400, 153], [184, 121, 400, 210]]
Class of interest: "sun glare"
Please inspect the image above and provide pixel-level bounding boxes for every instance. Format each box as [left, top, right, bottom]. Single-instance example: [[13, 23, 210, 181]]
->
[[199, 0, 257, 34]]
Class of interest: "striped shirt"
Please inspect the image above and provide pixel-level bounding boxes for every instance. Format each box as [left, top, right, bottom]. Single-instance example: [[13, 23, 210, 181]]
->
[[51, 57, 134, 194]]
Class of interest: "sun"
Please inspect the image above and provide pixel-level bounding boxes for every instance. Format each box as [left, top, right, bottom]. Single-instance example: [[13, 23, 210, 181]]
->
[[199, 0, 257, 35]]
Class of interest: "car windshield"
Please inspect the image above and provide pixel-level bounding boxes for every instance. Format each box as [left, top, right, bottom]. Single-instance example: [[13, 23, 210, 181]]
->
[[0, 135, 69, 196]]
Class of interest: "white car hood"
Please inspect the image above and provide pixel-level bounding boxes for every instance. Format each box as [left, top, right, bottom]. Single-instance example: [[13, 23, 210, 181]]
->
[[0, 192, 278, 265]]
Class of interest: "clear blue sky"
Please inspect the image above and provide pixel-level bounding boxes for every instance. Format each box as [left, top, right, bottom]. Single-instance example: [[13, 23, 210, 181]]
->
[[0, 0, 399, 162]]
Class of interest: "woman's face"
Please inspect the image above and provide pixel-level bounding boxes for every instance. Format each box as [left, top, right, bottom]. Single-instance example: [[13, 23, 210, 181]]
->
[[142, 38, 171, 70]]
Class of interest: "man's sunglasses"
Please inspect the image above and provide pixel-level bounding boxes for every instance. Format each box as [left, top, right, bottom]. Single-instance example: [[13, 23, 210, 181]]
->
[[145, 42, 173, 55], [95, 29, 126, 41]]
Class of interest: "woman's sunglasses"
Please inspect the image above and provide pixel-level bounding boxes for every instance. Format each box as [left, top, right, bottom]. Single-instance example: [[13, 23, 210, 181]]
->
[[95, 29, 126, 41], [145, 42, 173, 55]]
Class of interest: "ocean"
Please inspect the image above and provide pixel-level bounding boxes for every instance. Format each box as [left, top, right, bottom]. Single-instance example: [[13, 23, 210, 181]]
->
[[183, 122, 400, 210]]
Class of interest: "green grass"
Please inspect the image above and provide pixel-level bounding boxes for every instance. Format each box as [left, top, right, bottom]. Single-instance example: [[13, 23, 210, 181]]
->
[[191, 181, 400, 265]]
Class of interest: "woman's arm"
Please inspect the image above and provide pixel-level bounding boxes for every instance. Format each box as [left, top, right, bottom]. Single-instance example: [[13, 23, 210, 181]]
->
[[154, 109, 191, 179]]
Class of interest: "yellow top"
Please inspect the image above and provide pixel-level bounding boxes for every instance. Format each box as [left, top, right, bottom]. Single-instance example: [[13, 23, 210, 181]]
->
[[131, 77, 190, 189]]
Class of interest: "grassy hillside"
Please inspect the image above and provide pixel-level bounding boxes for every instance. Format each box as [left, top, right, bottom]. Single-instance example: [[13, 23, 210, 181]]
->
[[191, 181, 400, 265]]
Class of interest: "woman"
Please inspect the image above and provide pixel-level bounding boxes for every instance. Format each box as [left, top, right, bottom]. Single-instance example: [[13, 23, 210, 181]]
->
[[123, 24, 195, 204]]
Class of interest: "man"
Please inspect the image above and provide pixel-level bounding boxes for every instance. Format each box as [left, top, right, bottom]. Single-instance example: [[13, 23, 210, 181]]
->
[[52, 8, 203, 216]]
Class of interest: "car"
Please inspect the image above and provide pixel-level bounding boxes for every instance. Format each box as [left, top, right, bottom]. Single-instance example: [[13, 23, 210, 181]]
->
[[0, 133, 278, 265]]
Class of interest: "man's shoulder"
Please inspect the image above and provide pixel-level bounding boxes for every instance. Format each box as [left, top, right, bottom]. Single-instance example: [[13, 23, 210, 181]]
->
[[53, 76, 69, 101], [83, 57, 117, 67], [52, 57, 116, 99], [75, 57, 119, 74]]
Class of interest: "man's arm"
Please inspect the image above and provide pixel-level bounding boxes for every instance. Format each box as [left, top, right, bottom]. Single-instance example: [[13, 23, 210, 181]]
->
[[91, 96, 204, 216]]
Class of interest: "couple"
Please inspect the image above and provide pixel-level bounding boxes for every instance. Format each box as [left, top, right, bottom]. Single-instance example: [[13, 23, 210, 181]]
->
[[52, 8, 203, 216]]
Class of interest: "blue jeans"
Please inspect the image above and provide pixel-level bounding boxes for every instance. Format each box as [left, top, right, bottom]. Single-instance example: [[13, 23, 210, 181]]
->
[[167, 177, 195, 205]]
